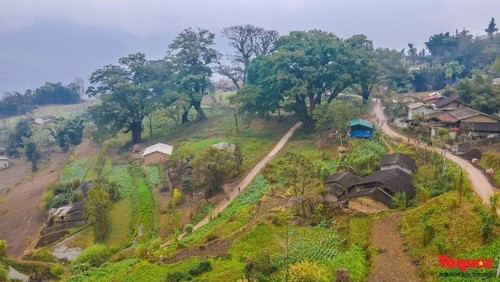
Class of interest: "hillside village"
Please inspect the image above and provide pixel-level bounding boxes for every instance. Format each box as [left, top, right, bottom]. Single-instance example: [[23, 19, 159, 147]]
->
[[0, 19, 499, 282]]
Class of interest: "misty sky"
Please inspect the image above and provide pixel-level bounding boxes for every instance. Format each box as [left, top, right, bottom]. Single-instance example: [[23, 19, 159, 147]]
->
[[0, 0, 499, 94]]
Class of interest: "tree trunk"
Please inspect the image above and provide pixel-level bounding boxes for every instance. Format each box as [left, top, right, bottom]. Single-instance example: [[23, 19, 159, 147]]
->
[[182, 108, 189, 124], [233, 113, 239, 135], [193, 101, 206, 122], [130, 121, 142, 144], [148, 114, 153, 138]]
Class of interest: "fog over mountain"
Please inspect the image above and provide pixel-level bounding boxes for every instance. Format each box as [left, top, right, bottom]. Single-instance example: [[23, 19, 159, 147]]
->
[[0, 0, 498, 94]]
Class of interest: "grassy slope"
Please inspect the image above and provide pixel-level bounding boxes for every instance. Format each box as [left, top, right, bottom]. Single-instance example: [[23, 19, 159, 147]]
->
[[400, 191, 500, 279]]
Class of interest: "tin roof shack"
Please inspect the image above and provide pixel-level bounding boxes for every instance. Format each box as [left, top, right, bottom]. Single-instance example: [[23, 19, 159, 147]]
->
[[348, 118, 374, 138], [341, 168, 415, 214], [324, 172, 361, 202], [0, 156, 9, 169], [143, 143, 173, 164], [378, 153, 416, 175], [212, 142, 236, 154]]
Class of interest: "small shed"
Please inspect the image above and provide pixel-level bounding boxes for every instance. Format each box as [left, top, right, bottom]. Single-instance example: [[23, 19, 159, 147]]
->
[[212, 142, 236, 154], [143, 143, 174, 164], [0, 156, 9, 169], [348, 118, 374, 138], [378, 153, 415, 175], [34, 115, 56, 125]]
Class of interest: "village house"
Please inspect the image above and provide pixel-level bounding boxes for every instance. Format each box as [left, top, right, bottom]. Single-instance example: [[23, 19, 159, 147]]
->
[[340, 168, 415, 214], [433, 96, 467, 110], [323, 172, 361, 202], [422, 95, 444, 105], [142, 143, 174, 164], [460, 122, 500, 139], [378, 153, 416, 175], [348, 118, 374, 138], [0, 156, 9, 169], [406, 102, 434, 120]]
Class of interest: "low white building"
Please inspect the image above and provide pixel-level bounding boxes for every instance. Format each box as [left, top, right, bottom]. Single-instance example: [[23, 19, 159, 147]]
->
[[0, 156, 9, 169], [142, 143, 174, 164], [407, 102, 434, 120]]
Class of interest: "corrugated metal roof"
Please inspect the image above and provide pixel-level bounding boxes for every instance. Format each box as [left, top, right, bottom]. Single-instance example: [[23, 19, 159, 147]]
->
[[448, 107, 481, 120], [437, 113, 458, 123], [143, 143, 173, 156], [348, 118, 373, 129], [407, 102, 425, 109], [212, 142, 236, 152]]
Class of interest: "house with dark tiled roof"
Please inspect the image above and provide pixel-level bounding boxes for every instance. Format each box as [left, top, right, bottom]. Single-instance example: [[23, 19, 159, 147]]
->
[[340, 168, 415, 213], [434, 96, 467, 110], [378, 153, 415, 175], [324, 172, 361, 201], [460, 122, 500, 138]]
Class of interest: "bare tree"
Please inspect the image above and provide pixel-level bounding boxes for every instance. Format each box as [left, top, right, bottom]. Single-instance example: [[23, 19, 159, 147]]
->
[[217, 25, 279, 89]]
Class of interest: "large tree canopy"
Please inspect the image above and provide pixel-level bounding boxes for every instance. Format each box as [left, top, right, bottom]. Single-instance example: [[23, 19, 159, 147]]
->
[[87, 53, 156, 144], [237, 30, 379, 129], [167, 27, 218, 123]]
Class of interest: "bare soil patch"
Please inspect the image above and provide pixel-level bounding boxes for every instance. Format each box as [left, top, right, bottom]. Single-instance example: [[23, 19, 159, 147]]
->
[[0, 138, 100, 258]]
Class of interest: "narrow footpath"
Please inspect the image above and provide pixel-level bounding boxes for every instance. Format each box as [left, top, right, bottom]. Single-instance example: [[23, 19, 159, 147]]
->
[[192, 121, 303, 232], [158, 121, 302, 247], [367, 212, 419, 282]]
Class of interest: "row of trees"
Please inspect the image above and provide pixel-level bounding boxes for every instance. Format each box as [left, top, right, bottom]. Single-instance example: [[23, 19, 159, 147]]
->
[[0, 80, 83, 117], [88, 19, 500, 143]]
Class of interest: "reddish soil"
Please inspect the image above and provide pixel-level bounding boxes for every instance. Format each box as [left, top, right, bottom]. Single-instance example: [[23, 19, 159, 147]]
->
[[0, 138, 100, 258]]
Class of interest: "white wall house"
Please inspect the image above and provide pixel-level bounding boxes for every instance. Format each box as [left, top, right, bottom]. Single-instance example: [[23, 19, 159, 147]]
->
[[0, 156, 9, 169], [407, 102, 434, 120]]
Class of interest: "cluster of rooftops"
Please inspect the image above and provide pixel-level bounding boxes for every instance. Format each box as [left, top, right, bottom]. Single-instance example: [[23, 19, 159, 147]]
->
[[325, 153, 416, 213]]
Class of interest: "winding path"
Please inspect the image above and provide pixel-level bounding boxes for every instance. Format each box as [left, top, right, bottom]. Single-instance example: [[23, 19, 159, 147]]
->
[[192, 121, 303, 232], [158, 121, 303, 247], [372, 99, 499, 208]]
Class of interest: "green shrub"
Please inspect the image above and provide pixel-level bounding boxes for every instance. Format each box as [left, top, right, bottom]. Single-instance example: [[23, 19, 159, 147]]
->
[[72, 244, 111, 270], [188, 260, 212, 276], [165, 271, 191, 282], [50, 263, 64, 277], [0, 240, 6, 257], [0, 266, 7, 281], [183, 224, 193, 234]]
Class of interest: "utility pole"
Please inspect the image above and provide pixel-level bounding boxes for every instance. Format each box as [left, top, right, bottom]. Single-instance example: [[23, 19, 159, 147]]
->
[[458, 169, 463, 204]]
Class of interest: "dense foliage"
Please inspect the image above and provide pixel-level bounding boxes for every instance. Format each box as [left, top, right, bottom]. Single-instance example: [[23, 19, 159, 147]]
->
[[0, 81, 82, 117]]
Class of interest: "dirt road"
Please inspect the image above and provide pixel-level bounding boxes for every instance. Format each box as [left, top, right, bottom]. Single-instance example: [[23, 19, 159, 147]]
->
[[372, 99, 499, 209], [192, 121, 302, 232], [368, 212, 420, 282], [0, 138, 100, 258]]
